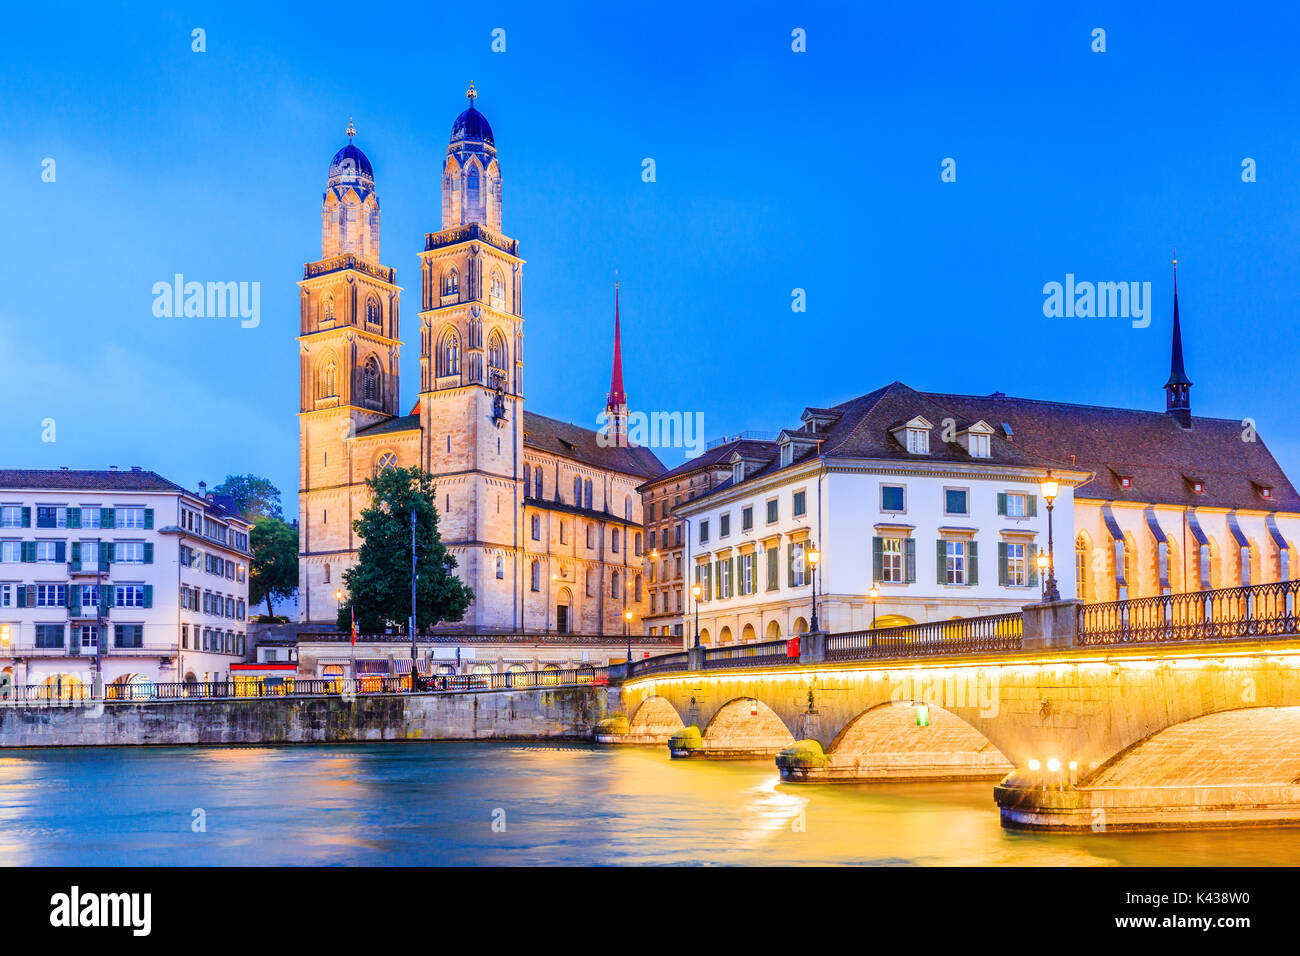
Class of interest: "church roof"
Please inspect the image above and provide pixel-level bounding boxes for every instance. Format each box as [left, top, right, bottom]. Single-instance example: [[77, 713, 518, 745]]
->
[[451, 105, 494, 147], [524, 411, 665, 479], [354, 414, 420, 438], [641, 438, 780, 488]]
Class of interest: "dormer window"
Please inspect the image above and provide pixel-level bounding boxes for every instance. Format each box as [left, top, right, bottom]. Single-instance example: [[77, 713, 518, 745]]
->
[[780, 444, 793, 467], [732, 461, 744, 483], [906, 428, 929, 455], [1261, 485, 1274, 499], [969, 433, 990, 458], [1193, 481, 1206, 495], [1119, 475, 1133, 490]]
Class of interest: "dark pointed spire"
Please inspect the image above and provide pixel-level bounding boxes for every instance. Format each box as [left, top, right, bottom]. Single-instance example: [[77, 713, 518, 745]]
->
[[607, 281, 626, 409], [1165, 253, 1192, 428]]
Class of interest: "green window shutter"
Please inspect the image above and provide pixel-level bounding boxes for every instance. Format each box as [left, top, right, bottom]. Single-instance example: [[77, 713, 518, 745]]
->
[[904, 538, 916, 583], [15, 586, 24, 607], [70, 541, 81, 571], [872, 537, 883, 583], [20, 507, 30, 528], [21, 541, 35, 563], [766, 550, 777, 590], [105, 542, 115, 564], [55, 541, 66, 563], [67, 584, 80, 610], [969, 541, 979, 586], [705, 564, 712, 601], [143, 585, 153, 609], [144, 508, 154, 530], [1028, 543, 1038, 587], [143, 542, 154, 564], [729, 557, 736, 598], [998, 542, 1008, 586], [101, 586, 113, 610], [101, 507, 114, 528], [936, 540, 946, 584], [1027, 495, 1038, 517], [997, 493, 1007, 516], [787, 545, 795, 588], [67, 507, 80, 529]]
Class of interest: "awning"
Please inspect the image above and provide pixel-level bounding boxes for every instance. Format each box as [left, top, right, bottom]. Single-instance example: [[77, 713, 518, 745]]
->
[[1185, 508, 1208, 545], [1226, 511, 1249, 547], [1101, 504, 1125, 542], [1143, 506, 1167, 544], [355, 660, 391, 674], [1266, 513, 1288, 550]]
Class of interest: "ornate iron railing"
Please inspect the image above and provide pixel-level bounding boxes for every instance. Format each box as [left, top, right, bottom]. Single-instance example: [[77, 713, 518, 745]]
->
[[304, 631, 673, 647], [825, 612, 1024, 661], [628, 652, 689, 677], [1076, 578, 1300, 645], [702, 639, 793, 669]]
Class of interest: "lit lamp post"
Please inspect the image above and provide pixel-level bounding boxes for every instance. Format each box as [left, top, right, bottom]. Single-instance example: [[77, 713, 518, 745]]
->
[[335, 588, 355, 680], [1036, 551, 1049, 601], [624, 609, 634, 671], [868, 582, 880, 648], [1040, 470, 1061, 602], [691, 583, 702, 648], [807, 545, 821, 633]]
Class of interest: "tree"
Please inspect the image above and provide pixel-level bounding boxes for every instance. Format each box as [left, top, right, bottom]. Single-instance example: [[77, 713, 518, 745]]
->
[[338, 466, 474, 633], [213, 474, 284, 522], [250, 517, 299, 618]]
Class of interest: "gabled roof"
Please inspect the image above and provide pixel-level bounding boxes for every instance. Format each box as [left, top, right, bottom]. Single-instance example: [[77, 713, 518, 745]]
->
[[639, 438, 780, 489], [925, 391, 1300, 511], [523, 411, 665, 479], [0, 469, 190, 493], [354, 414, 420, 438]]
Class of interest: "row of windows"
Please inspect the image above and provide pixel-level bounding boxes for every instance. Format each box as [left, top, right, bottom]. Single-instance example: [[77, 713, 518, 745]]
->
[[34, 623, 145, 649], [1, 505, 152, 530], [317, 292, 385, 329], [181, 624, 245, 655], [180, 585, 246, 620], [1073, 531, 1293, 601], [527, 559, 644, 600], [0, 539, 153, 566], [523, 467, 636, 520], [529, 514, 642, 555], [3, 583, 153, 609], [315, 354, 385, 404], [699, 491, 808, 544]]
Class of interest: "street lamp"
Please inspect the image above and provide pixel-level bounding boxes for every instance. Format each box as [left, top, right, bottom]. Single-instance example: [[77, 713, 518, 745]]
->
[[1040, 470, 1062, 602], [1036, 551, 1050, 600], [807, 545, 821, 633], [624, 609, 634, 670], [691, 582, 702, 648], [868, 582, 879, 628]]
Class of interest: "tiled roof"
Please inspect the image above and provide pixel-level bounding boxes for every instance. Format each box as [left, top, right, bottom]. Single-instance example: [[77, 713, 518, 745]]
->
[[523, 411, 665, 479], [354, 414, 420, 437], [925, 390, 1300, 511], [641, 438, 780, 489], [0, 469, 190, 493]]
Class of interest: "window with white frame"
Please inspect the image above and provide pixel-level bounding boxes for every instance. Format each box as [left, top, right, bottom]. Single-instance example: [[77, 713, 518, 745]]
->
[[116, 507, 146, 529], [969, 433, 990, 458], [944, 540, 967, 585], [1006, 542, 1027, 586], [1004, 493, 1027, 517], [880, 537, 904, 583], [906, 428, 929, 454]]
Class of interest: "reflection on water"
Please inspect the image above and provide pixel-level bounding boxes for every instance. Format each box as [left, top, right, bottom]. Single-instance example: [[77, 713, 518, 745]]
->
[[0, 742, 1295, 865]]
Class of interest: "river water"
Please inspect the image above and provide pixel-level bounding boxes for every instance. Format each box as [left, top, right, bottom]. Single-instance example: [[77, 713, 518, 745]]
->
[[0, 742, 1294, 866]]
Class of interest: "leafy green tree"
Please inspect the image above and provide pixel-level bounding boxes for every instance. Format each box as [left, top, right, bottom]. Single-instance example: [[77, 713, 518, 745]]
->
[[338, 467, 474, 633], [213, 474, 284, 522], [250, 517, 299, 618]]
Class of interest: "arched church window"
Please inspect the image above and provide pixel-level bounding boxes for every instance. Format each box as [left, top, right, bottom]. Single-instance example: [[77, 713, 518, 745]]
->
[[436, 328, 460, 377], [533, 468, 543, 500], [365, 295, 381, 327], [318, 358, 338, 398], [611, 572, 620, 598], [523, 464, 531, 497], [530, 560, 540, 592], [363, 356, 380, 403], [443, 269, 459, 296], [467, 168, 480, 208], [496, 555, 504, 579], [490, 272, 505, 309], [487, 331, 506, 372], [583, 479, 593, 509], [635, 574, 643, 601], [573, 476, 582, 506], [321, 295, 335, 326], [625, 494, 633, 519], [612, 529, 620, 554], [323, 563, 331, 584], [376, 451, 397, 474]]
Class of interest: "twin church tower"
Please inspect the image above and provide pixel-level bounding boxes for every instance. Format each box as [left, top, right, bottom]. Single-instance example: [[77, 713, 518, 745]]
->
[[296, 87, 663, 630]]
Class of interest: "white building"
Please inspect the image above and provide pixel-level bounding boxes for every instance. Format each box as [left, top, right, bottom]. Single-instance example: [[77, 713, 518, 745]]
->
[[0, 468, 252, 695], [677, 384, 1087, 643]]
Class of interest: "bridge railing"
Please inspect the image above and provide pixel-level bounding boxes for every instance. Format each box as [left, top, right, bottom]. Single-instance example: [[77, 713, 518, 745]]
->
[[628, 652, 690, 677], [1077, 578, 1300, 646], [826, 612, 1024, 661], [701, 639, 792, 669], [0, 666, 612, 705]]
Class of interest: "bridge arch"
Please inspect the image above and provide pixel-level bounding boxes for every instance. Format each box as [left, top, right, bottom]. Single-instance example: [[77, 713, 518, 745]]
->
[[1083, 705, 1300, 789], [701, 696, 796, 755], [824, 700, 1013, 781], [627, 695, 685, 738]]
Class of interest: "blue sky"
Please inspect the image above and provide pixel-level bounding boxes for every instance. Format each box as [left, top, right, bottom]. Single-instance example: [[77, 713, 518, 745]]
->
[[5, 1, 1300, 509]]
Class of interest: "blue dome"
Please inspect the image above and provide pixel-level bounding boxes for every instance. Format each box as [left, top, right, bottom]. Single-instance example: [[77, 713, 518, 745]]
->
[[327, 142, 374, 188], [451, 106, 494, 147]]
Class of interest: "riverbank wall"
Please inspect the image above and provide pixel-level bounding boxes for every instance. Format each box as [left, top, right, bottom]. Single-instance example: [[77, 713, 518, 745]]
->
[[0, 687, 609, 748]]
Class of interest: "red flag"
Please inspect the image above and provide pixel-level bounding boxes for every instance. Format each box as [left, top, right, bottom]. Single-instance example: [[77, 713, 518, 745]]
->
[[350, 607, 357, 646]]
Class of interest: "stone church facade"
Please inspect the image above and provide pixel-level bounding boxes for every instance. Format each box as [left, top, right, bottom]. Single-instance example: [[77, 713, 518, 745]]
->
[[297, 90, 663, 632]]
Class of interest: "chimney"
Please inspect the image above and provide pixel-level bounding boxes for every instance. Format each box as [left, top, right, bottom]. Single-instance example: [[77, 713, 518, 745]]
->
[[198, 481, 207, 496], [108, 465, 118, 471], [130, 465, 142, 472]]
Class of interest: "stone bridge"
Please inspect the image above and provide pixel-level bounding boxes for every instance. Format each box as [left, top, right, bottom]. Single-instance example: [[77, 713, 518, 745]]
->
[[604, 593, 1300, 831]]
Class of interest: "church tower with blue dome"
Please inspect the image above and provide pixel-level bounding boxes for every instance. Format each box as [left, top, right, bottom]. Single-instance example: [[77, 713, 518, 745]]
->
[[297, 121, 404, 620]]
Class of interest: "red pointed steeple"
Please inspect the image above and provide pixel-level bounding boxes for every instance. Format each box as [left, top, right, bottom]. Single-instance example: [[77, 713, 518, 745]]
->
[[607, 283, 626, 408]]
